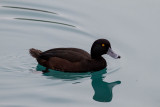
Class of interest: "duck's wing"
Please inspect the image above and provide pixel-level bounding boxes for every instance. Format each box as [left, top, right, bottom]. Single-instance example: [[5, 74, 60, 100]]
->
[[43, 48, 90, 57], [39, 48, 91, 62]]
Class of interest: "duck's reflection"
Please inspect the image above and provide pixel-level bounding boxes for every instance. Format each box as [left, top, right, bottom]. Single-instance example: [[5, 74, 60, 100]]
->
[[36, 64, 121, 102], [91, 69, 121, 102], [36, 64, 90, 81]]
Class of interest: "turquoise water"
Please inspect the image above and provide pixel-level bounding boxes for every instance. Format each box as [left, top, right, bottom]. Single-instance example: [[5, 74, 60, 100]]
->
[[0, 0, 160, 106]]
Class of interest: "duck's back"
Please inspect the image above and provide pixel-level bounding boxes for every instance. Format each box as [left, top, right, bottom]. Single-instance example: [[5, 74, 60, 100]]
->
[[39, 48, 91, 62]]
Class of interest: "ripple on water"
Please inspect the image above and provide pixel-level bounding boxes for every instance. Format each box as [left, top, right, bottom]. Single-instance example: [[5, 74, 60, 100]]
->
[[1, 2, 96, 40]]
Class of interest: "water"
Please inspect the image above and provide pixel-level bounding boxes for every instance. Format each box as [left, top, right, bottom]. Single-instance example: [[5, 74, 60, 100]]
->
[[0, 0, 160, 106]]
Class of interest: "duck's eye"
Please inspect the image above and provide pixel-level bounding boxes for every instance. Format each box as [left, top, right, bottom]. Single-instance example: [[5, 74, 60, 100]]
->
[[102, 44, 105, 47]]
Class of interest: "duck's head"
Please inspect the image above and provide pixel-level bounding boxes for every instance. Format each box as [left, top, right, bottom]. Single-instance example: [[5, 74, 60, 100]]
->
[[91, 39, 121, 59]]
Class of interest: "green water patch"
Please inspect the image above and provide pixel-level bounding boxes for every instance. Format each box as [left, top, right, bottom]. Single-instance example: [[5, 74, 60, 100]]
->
[[36, 64, 121, 102]]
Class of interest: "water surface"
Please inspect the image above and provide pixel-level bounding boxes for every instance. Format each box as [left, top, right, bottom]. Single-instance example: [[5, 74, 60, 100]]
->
[[0, 0, 160, 107]]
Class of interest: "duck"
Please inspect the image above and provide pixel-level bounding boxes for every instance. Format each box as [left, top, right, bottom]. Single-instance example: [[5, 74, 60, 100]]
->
[[29, 39, 120, 72]]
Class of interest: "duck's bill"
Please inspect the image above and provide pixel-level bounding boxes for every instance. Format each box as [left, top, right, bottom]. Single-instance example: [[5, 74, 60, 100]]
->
[[107, 48, 121, 59]]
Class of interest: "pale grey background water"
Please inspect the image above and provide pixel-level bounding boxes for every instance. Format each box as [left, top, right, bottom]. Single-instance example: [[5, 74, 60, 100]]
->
[[0, 0, 160, 107]]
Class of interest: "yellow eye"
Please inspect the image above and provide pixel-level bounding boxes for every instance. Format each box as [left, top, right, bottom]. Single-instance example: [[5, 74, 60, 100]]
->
[[102, 44, 105, 47]]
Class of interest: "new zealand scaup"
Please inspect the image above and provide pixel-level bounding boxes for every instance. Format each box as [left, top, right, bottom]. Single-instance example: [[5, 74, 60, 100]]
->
[[29, 39, 120, 72]]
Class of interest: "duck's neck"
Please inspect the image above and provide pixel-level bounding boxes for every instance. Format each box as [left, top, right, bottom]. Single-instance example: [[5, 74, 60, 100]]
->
[[89, 56, 107, 71], [91, 54, 103, 60], [91, 50, 102, 59]]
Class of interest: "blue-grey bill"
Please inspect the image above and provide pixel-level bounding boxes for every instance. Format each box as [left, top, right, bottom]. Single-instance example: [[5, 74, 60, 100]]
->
[[107, 48, 120, 59]]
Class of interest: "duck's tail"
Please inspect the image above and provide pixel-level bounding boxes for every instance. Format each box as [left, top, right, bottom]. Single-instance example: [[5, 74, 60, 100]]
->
[[29, 48, 42, 59]]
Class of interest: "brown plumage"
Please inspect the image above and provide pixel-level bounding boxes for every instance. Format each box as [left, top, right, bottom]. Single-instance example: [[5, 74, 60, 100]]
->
[[29, 39, 120, 72], [29, 48, 42, 58]]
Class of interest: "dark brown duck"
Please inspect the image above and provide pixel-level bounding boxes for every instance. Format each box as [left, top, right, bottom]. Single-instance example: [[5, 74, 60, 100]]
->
[[29, 39, 120, 72]]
